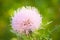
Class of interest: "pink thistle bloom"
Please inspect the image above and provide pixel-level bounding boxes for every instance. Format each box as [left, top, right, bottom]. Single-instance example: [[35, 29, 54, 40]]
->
[[11, 6, 42, 34]]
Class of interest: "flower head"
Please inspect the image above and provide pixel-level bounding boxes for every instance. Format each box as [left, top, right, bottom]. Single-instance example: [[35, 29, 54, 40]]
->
[[11, 6, 42, 34]]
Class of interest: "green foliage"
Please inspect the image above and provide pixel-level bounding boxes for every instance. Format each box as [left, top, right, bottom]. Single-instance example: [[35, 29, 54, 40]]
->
[[0, 0, 60, 40]]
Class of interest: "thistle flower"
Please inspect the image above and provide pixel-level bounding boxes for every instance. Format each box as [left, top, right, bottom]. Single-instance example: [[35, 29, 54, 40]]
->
[[11, 6, 42, 35]]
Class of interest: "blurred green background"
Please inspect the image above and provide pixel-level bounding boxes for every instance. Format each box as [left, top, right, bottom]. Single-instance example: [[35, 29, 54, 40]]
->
[[0, 0, 60, 40]]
